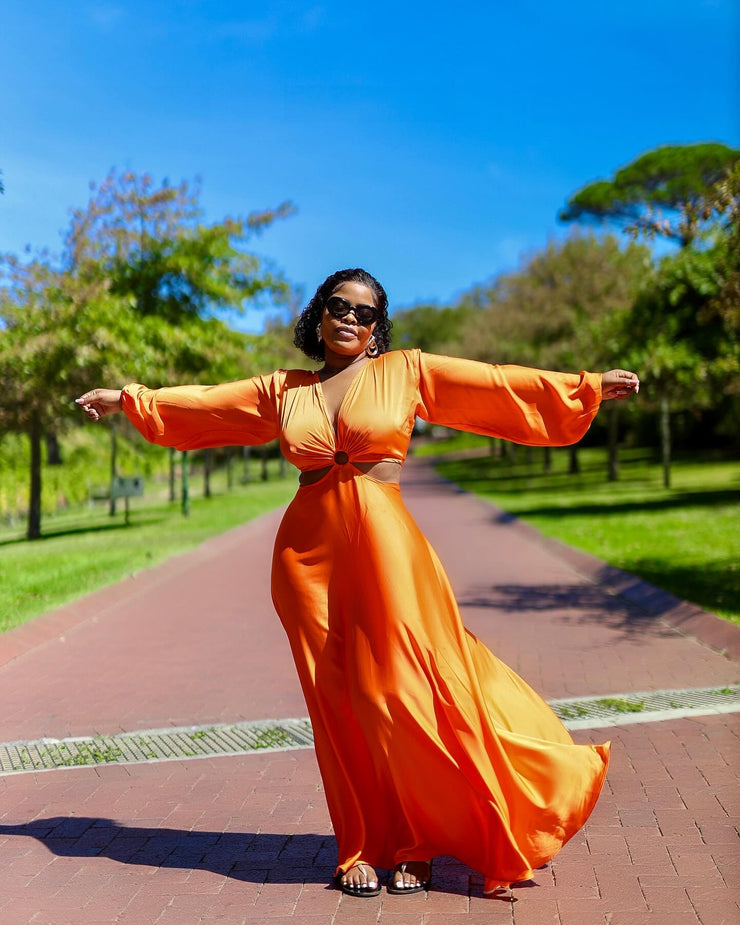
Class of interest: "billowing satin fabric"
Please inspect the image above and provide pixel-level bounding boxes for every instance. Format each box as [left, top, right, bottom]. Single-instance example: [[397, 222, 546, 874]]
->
[[122, 349, 610, 890]]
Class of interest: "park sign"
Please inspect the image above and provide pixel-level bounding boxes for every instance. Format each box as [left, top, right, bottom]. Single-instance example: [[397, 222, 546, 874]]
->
[[111, 476, 144, 524], [111, 476, 144, 499]]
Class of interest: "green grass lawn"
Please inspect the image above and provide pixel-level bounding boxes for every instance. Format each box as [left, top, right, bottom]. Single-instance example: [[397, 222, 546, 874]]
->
[[429, 440, 740, 624], [0, 464, 298, 633]]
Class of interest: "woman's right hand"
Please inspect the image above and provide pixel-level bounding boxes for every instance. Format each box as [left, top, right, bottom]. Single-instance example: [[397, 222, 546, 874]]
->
[[76, 389, 123, 422]]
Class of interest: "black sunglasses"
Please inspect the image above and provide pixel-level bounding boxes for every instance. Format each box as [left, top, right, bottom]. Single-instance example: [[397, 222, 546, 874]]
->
[[325, 296, 379, 326]]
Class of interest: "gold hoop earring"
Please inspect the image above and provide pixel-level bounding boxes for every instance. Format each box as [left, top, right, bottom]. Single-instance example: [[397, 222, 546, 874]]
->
[[366, 336, 379, 358]]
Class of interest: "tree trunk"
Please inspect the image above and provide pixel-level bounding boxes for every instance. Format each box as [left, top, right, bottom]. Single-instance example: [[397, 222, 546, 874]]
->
[[660, 394, 671, 489], [607, 404, 619, 482], [525, 447, 534, 465], [242, 446, 251, 483], [505, 442, 517, 464], [181, 450, 190, 516], [45, 428, 62, 465], [108, 420, 118, 516], [226, 448, 234, 490], [261, 447, 269, 481], [27, 412, 43, 540], [543, 446, 552, 473], [568, 446, 580, 475], [169, 447, 176, 502], [203, 449, 212, 498]]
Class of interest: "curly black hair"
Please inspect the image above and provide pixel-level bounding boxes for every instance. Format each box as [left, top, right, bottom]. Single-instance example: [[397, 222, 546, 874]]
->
[[294, 268, 392, 363]]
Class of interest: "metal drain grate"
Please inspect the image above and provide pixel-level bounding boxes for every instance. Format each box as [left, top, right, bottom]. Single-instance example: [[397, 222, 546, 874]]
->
[[1, 686, 738, 775], [0, 717, 314, 775], [549, 684, 740, 729]]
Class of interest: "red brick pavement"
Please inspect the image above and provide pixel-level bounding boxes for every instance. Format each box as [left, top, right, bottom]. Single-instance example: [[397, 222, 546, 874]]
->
[[0, 716, 737, 924], [0, 509, 304, 741], [1, 458, 738, 923]]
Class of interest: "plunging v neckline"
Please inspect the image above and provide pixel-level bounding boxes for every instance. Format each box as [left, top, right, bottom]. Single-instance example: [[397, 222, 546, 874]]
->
[[314, 360, 372, 435]]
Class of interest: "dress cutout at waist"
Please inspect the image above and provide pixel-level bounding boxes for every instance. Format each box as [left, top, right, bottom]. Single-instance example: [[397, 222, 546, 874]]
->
[[299, 458, 403, 486]]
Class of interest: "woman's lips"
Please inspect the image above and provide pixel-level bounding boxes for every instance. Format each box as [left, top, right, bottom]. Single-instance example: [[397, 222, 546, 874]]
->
[[335, 326, 358, 338]]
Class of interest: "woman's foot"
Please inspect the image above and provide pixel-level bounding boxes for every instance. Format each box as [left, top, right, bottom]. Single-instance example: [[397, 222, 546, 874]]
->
[[387, 860, 432, 894], [335, 862, 381, 897]]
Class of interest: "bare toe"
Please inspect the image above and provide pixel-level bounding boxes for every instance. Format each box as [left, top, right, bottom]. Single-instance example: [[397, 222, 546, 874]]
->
[[339, 863, 379, 895], [390, 860, 431, 892]]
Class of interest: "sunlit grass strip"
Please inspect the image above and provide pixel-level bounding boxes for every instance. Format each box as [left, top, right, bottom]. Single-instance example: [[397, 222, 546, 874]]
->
[[433, 445, 740, 624], [0, 463, 298, 633]]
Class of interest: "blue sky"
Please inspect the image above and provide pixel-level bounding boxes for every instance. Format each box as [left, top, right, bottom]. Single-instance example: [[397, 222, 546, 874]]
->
[[1, 0, 738, 326]]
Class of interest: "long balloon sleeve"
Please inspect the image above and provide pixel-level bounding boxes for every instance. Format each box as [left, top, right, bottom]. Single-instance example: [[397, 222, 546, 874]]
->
[[121, 373, 281, 451], [416, 351, 602, 445]]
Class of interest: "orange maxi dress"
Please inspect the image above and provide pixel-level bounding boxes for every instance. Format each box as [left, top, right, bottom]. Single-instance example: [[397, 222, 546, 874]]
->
[[121, 348, 610, 891]]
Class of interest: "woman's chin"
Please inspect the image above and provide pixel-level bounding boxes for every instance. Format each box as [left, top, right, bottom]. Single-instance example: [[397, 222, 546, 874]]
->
[[327, 339, 364, 356]]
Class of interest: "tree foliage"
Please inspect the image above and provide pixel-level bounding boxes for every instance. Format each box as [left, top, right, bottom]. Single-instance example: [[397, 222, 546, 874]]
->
[[701, 161, 740, 335], [66, 169, 295, 323], [0, 168, 295, 537], [622, 241, 737, 485], [0, 261, 142, 537], [390, 303, 473, 355], [455, 233, 650, 370], [560, 143, 740, 247]]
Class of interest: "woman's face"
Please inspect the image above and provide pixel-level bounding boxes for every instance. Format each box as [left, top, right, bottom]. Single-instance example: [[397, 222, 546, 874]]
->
[[320, 281, 378, 358]]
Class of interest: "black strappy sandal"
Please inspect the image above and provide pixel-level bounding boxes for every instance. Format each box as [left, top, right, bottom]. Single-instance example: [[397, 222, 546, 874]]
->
[[334, 862, 381, 898], [387, 860, 432, 894]]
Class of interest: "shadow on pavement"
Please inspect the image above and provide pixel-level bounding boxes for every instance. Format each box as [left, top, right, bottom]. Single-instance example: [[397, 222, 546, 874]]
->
[[0, 817, 337, 884], [0, 817, 535, 898], [459, 581, 678, 642]]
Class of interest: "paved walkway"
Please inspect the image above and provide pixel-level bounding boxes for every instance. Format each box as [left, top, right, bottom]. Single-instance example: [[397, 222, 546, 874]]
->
[[0, 459, 738, 924]]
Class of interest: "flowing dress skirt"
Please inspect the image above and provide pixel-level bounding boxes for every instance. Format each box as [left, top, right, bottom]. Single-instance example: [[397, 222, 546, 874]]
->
[[271, 465, 609, 889]]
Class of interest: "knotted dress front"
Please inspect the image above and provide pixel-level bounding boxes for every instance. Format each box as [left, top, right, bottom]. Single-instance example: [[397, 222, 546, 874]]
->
[[121, 348, 610, 891]]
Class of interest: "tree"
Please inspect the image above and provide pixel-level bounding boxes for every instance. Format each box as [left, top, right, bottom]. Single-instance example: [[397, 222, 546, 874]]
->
[[65, 169, 295, 323], [625, 245, 733, 487], [146, 314, 265, 503], [456, 233, 650, 473], [560, 143, 740, 248], [0, 262, 141, 538], [0, 169, 295, 536], [65, 169, 295, 512], [701, 161, 740, 338], [390, 303, 472, 355]]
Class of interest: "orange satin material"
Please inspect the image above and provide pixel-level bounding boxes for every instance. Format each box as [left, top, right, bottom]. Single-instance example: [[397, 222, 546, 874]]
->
[[122, 350, 609, 888]]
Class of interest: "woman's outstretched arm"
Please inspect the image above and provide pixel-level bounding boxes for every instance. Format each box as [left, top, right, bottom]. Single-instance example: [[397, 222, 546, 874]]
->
[[76, 376, 282, 450], [416, 352, 639, 447]]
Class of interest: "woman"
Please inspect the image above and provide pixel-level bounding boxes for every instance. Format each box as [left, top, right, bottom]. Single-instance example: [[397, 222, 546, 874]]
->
[[77, 267, 639, 899]]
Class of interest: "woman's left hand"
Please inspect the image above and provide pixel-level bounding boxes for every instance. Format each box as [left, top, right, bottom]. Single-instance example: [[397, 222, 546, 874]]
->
[[601, 369, 640, 401]]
